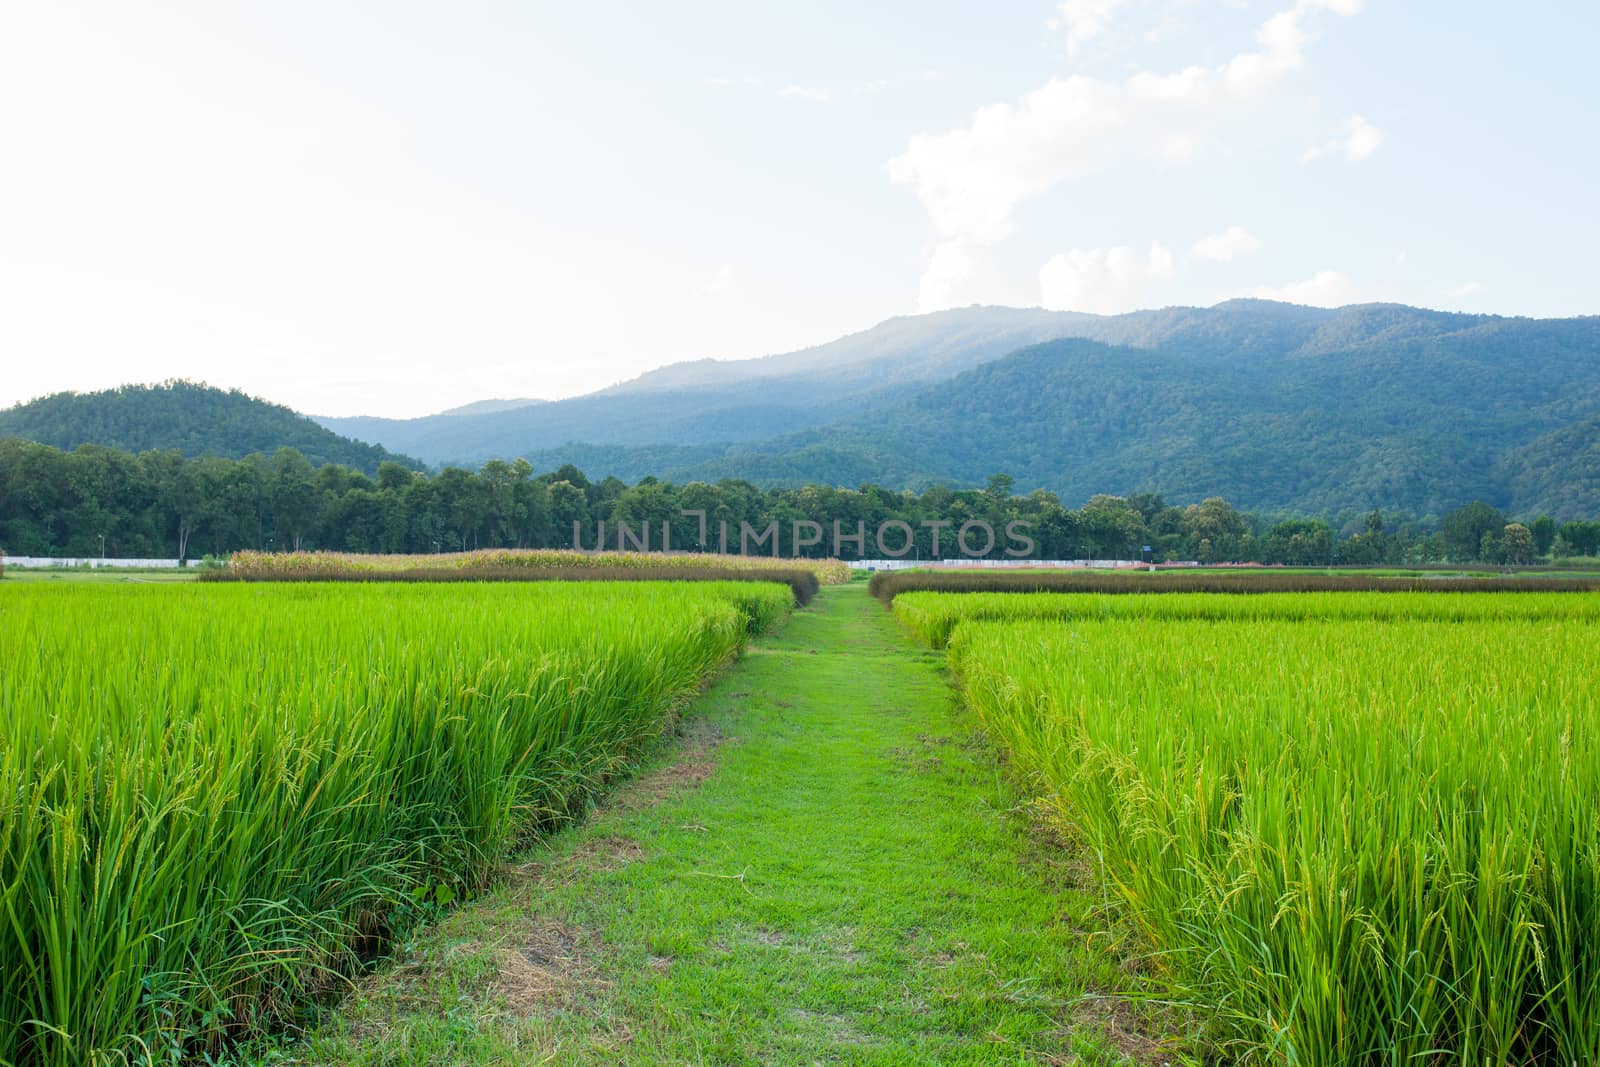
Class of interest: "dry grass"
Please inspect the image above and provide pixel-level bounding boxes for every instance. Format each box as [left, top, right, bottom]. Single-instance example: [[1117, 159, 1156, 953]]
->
[[222, 547, 851, 586]]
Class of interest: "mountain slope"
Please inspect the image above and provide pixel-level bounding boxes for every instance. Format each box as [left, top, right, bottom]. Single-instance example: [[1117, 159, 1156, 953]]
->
[[0, 381, 422, 474], [437, 398, 545, 416], [312, 307, 1103, 463], [312, 301, 1525, 471], [1497, 415, 1600, 520], [512, 311, 1600, 517], [20, 302, 1597, 518], [602, 305, 1100, 392], [315, 379, 887, 464]]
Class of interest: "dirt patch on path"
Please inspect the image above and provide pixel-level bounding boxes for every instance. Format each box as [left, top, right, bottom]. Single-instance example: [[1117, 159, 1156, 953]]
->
[[603, 715, 729, 813], [477, 715, 739, 1031], [491, 919, 596, 1014]]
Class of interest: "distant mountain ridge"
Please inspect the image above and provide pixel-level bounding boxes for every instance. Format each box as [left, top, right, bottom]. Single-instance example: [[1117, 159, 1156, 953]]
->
[[314, 306, 1088, 461], [315, 301, 1529, 470], [6, 301, 1598, 518], [408, 300, 1593, 519], [0, 381, 421, 475], [436, 398, 545, 417]]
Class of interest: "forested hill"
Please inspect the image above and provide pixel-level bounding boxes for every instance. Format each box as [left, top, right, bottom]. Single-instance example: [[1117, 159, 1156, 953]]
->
[[508, 309, 1600, 520], [8, 303, 1600, 518], [302, 300, 1600, 520], [313, 306, 1091, 461], [0, 381, 421, 474], [314, 302, 1515, 467]]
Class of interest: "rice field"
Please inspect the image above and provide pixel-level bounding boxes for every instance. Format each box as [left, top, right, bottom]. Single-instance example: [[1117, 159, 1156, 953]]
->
[[893, 588, 1600, 646], [0, 580, 790, 1066], [867, 567, 1600, 603], [902, 590, 1600, 1061]]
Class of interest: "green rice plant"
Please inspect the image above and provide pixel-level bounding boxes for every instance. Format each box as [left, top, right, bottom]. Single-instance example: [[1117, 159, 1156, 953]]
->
[[867, 568, 1600, 603], [893, 588, 1600, 647], [940, 600, 1600, 1063], [228, 549, 852, 585], [0, 580, 790, 1065]]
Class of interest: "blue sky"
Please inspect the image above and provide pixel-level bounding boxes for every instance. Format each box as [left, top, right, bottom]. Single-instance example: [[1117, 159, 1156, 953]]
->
[[1, 1, 1596, 416]]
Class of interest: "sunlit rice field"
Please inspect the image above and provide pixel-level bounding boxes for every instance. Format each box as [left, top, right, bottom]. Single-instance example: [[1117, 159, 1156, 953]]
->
[[892, 587, 1600, 646], [0, 580, 790, 1066], [905, 590, 1600, 1062]]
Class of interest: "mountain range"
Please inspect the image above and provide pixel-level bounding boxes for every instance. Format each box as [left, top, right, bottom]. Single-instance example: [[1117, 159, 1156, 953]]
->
[[4, 301, 1597, 518]]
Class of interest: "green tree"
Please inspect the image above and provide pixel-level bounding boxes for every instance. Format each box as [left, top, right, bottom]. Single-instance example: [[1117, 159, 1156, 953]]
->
[[547, 481, 590, 548], [1440, 502, 1505, 561], [1500, 523, 1535, 565], [267, 448, 319, 551], [376, 461, 414, 492], [1080, 495, 1145, 560], [1262, 518, 1332, 565], [1528, 515, 1557, 557], [1183, 498, 1251, 561]]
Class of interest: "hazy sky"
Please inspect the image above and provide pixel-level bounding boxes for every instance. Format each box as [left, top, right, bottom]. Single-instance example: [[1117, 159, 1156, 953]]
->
[[2, 2, 1596, 417]]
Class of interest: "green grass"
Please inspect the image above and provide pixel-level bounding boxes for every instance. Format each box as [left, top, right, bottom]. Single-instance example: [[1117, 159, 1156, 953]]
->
[[0, 567, 198, 582], [928, 594, 1600, 1063], [274, 584, 1180, 1065], [0, 581, 789, 1066]]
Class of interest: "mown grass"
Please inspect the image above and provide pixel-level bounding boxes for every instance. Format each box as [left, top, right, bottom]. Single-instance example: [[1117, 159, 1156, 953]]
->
[[0, 581, 790, 1066], [908, 590, 1600, 1062], [0, 568, 198, 583]]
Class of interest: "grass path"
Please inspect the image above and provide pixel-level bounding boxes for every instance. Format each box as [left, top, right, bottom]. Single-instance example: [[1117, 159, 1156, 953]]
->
[[282, 583, 1172, 1065]]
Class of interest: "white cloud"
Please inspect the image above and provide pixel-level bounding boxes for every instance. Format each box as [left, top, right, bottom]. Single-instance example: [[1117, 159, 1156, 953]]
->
[[779, 84, 833, 102], [918, 242, 984, 312], [1039, 241, 1174, 314], [1453, 281, 1487, 301], [1057, 0, 1128, 54], [1190, 225, 1263, 262], [699, 263, 735, 297], [916, 241, 1034, 311], [1300, 114, 1383, 163], [888, 0, 1361, 310], [1154, 131, 1202, 161], [1246, 269, 1361, 307]]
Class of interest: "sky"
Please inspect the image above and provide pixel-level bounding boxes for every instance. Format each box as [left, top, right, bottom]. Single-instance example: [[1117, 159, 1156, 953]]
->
[[1, 2, 1596, 418]]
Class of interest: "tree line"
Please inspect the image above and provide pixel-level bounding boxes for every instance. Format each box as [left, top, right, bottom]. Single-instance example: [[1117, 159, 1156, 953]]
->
[[2, 438, 1597, 564]]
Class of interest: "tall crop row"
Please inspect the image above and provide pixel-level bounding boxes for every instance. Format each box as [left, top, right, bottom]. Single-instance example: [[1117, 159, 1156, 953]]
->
[[0, 580, 790, 1066], [918, 592, 1600, 1062], [227, 548, 853, 585]]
